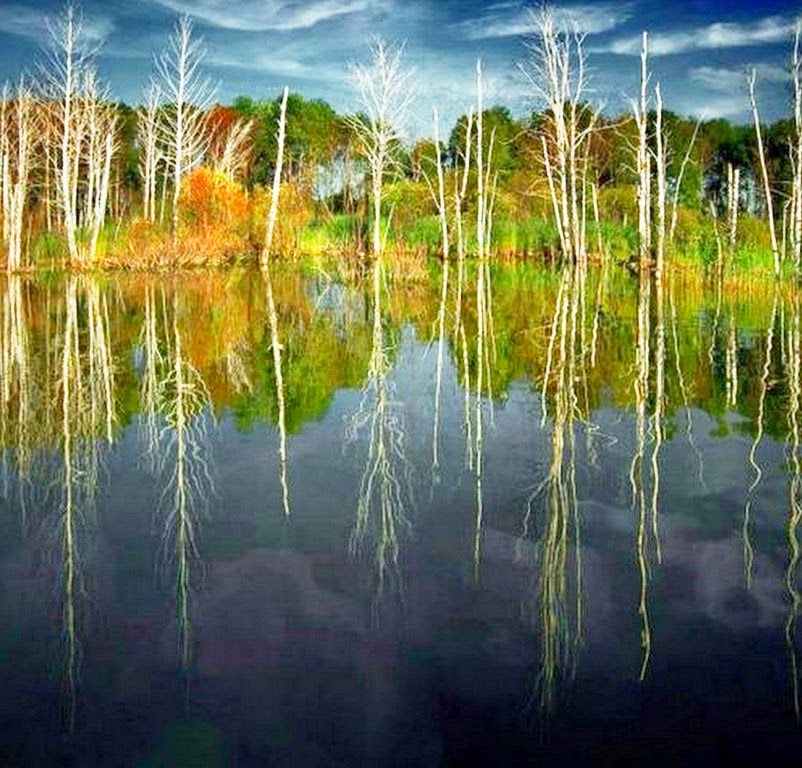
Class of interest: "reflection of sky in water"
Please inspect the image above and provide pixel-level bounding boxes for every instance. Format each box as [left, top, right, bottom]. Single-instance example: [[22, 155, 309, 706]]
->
[[1, 270, 802, 764]]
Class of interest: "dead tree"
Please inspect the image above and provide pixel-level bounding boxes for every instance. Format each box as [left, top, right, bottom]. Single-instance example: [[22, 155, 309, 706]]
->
[[632, 32, 651, 267], [346, 37, 413, 258], [520, 7, 598, 266], [154, 15, 215, 237], [138, 81, 161, 223], [792, 22, 802, 269], [748, 69, 780, 276]]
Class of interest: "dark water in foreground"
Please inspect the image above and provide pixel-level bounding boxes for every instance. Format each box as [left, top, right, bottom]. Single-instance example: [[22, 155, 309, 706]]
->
[[1, 264, 802, 765]]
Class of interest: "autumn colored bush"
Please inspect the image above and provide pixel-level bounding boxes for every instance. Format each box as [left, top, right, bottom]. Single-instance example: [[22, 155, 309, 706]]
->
[[107, 206, 249, 269], [179, 167, 250, 234]]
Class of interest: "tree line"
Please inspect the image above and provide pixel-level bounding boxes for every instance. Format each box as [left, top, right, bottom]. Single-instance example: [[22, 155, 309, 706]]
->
[[0, 3, 800, 272]]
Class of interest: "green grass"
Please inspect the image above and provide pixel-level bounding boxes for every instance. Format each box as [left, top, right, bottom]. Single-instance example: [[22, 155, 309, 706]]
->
[[30, 231, 68, 267], [299, 214, 363, 254]]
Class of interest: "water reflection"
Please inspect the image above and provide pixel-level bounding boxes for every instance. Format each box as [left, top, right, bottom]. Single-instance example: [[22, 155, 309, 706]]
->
[[744, 291, 778, 589], [668, 277, 705, 491], [630, 268, 655, 679], [528, 263, 586, 712], [1, 276, 32, 523], [154, 292, 214, 672], [262, 262, 291, 517], [56, 276, 115, 728], [347, 257, 412, 617], [785, 293, 802, 719], [2, 267, 802, 760]]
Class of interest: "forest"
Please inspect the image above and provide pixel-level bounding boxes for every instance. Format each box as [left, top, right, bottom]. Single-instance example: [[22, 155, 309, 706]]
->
[[0, 3, 798, 275]]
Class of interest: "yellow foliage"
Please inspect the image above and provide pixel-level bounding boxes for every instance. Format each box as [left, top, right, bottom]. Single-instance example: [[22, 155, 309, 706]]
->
[[179, 166, 250, 233]]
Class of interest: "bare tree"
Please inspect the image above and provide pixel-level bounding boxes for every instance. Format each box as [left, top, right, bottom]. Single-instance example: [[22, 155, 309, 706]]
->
[[632, 32, 651, 267], [346, 37, 413, 258], [39, 4, 117, 265], [263, 87, 288, 264], [792, 21, 802, 269], [4, 79, 36, 271], [138, 81, 161, 222], [520, 7, 598, 266], [40, 4, 90, 265], [748, 69, 780, 276], [654, 83, 667, 280], [154, 15, 216, 237], [260, 86, 291, 516], [727, 162, 740, 249], [81, 69, 117, 262], [668, 117, 702, 243], [211, 117, 254, 182]]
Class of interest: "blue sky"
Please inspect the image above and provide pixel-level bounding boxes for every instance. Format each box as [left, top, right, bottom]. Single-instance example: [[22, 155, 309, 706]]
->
[[0, 0, 798, 138]]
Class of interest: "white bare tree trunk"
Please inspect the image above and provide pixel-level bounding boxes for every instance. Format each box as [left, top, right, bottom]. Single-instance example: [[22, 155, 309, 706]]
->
[[40, 5, 117, 267], [654, 83, 667, 281], [138, 82, 161, 223], [748, 69, 780, 276], [476, 60, 485, 261], [634, 32, 651, 267], [83, 75, 118, 263], [792, 22, 802, 270], [7, 80, 34, 272], [669, 118, 701, 244], [727, 163, 740, 249], [263, 86, 288, 264], [48, 5, 81, 264]]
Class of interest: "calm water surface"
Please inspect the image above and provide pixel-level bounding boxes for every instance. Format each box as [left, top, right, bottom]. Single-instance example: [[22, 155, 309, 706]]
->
[[1, 264, 802, 765]]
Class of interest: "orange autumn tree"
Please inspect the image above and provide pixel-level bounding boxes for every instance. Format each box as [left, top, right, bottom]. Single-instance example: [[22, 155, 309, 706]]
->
[[171, 167, 252, 262], [179, 166, 249, 231]]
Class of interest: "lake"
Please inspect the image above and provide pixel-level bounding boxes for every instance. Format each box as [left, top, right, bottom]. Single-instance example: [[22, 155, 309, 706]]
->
[[1, 262, 802, 765]]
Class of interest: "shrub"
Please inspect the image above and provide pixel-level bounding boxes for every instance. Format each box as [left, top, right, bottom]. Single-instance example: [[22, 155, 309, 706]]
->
[[179, 167, 250, 234]]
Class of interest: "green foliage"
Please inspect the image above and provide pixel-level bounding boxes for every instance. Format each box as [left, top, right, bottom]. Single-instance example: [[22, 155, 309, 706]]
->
[[232, 313, 371, 433], [298, 214, 362, 254], [732, 215, 775, 272], [233, 92, 346, 189], [448, 106, 521, 174], [492, 218, 560, 255], [598, 184, 638, 224], [399, 215, 442, 250], [384, 180, 436, 231]]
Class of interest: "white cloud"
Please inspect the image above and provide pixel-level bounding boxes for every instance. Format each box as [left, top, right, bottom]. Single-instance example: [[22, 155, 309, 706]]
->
[[689, 63, 788, 92], [150, 0, 387, 32], [454, 3, 633, 40], [675, 93, 748, 120], [598, 15, 794, 56], [0, 3, 114, 43], [401, 54, 530, 140], [209, 52, 307, 76], [207, 48, 339, 83], [204, 30, 363, 84]]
